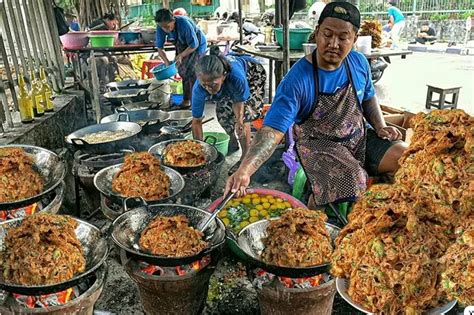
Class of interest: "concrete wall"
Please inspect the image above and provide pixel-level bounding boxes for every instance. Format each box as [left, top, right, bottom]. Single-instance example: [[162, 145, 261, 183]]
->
[[396, 16, 472, 42]]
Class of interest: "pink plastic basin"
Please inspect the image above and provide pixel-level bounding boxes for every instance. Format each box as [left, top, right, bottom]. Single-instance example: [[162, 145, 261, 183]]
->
[[207, 188, 307, 213], [60, 32, 89, 49]]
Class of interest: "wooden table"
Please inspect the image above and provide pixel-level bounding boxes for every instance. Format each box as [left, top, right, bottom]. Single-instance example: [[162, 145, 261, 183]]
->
[[64, 44, 176, 122]]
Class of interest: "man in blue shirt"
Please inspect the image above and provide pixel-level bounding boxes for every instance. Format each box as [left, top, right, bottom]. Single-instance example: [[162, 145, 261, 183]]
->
[[225, 2, 407, 209], [386, 1, 405, 48], [155, 9, 207, 109]]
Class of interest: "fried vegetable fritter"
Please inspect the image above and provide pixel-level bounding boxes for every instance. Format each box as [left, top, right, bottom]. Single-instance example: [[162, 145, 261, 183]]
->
[[0, 213, 85, 285], [163, 140, 206, 167]]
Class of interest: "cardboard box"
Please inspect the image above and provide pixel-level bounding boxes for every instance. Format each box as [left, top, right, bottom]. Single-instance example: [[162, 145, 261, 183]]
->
[[380, 105, 415, 141]]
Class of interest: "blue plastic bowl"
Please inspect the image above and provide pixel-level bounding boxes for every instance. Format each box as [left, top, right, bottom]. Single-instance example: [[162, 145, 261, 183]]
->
[[152, 62, 177, 80], [118, 32, 142, 44], [171, 94, 184, 106]]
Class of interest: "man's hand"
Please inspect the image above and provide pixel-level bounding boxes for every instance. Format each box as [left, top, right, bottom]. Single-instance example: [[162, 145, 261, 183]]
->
[[234, 121, 245, 140], [175, 54, 183, 66], [224, 168, 251, 197], [376, 126, 402, 141]]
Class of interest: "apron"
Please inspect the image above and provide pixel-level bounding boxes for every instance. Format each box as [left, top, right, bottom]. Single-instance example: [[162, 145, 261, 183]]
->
[[170, 22, 203, 101], [293, 50, 368, 206]]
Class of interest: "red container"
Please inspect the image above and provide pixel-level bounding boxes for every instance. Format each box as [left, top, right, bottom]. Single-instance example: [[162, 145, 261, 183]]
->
[[60, 32, 89, 49]]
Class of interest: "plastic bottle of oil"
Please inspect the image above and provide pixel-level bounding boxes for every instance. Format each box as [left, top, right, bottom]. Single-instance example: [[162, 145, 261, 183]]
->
[[29, 69, 45, 116], [39, 66, 54, 112], [18, 70, 34, 123]]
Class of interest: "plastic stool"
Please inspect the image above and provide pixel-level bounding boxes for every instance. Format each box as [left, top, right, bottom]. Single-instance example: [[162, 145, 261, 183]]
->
[[141, 60, 164, 79], [425, 85, 461, 110]]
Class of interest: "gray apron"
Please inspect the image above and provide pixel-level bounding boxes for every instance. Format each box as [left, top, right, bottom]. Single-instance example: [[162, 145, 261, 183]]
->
[[293, 50, 368, 205]]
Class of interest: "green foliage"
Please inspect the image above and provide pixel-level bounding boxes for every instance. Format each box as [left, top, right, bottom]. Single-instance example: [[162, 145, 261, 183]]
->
[[460, 11, 473, 20], [430, 13, 450, 21]]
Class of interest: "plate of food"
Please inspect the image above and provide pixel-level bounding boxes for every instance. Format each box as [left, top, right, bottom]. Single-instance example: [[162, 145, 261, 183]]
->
[[0, 213, 108, 295], [148, 138, 218, 173], [0, 145, 66, 210], [94, 152, 185, 207], [111, 204, 226, 266]]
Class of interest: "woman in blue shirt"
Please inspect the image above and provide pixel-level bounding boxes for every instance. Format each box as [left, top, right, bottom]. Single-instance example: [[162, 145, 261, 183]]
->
[[191, 48, 266, 173], [155, 9, 207, 108], [386, 1, 405, 48]]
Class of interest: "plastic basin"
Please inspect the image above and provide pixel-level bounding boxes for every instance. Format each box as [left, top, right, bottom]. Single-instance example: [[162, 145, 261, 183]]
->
[[274, 28, 313, 50], [186, 131, 230, 156], [151, 62, 177, 80], [60, 32, 89, 49], [119, 32, 142, 44], [89, 35, 115, 48], [170, 94, 184, 106]]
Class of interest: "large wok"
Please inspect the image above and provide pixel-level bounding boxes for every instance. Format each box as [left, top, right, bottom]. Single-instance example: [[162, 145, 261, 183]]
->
[[148, 138, 218, 174], [0, 145, 66, 211], [93, 163, 185, 207], [231, 219, 340, 278], [100, 110, 170, 134], [0, 216, 109, 295], [106, 79, 152, 91], [111, 203, 225, 266], [65, 122, 142, 154], [103, 88, 150, 106]]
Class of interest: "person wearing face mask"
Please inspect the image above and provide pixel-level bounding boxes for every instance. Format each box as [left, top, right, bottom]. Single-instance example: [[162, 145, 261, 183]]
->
[[225, 2, 407, 211], [191, 48, 266, 174], [154, 9, 207, 109]]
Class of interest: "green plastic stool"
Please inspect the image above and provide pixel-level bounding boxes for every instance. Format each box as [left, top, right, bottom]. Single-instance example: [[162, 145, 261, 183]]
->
[[292, 166, 307, 200]]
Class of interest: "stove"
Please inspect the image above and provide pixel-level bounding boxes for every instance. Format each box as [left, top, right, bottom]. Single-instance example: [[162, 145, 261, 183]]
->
[[73, 150, 132, 217], [0, 264, 107, 314], [122, 253, 216, 315]]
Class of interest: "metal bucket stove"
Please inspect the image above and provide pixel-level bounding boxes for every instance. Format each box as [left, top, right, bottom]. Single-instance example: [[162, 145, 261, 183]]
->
[[123, 255, 216, 315], [0, 264, 107, 315]]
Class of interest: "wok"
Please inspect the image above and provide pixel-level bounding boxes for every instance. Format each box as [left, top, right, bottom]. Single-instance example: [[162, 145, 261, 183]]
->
[[232, 219, 340, 278], [93, 163, 185, 207], [103, 88, 149, 106], [166, 110, 193, 127], [148, 138, 218, 173], [0, 145, 66, 211], [114, 101, 161, 112], [100, 110, 170, 125], [65, 122, 142, 154], [106, 79, 152, 91], [111, 203, 225, 266], [0, 216, 109, 295]]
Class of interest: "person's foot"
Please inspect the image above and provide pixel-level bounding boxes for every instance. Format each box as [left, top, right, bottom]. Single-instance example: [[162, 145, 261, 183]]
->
[[228, 160, 242, 176]]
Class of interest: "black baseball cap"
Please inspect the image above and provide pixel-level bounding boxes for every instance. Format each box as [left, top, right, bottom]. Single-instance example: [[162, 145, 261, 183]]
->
[[318, 2, 361, 29]]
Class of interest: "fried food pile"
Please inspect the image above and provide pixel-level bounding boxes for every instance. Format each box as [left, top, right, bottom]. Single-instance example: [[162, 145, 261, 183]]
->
[[261, 208, 332, 267], [331, 109, 473, 314], [360, 19, 382, 48], [0, 148, 44, 203], [439, 217, 474, 306], [0, 213, 86, 286], [112, 152, 170, 201], [139, 214, 208, 257], [163, 140, 206, 167]]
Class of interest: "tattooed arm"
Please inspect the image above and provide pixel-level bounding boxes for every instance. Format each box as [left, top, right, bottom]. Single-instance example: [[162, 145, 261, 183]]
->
[[224, 126, 285, 197]]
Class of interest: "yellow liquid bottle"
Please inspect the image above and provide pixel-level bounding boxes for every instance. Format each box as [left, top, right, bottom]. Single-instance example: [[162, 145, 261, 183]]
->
[[30, 70, 45, 117], [40, 67, 54, 112], [18, 70, 34, 123]]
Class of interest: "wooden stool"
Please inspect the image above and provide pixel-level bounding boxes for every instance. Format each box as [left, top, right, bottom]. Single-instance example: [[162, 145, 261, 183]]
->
[[425, 85, 461, 110]]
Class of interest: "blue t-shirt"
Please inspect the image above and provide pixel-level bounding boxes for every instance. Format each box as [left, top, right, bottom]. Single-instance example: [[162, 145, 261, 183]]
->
[[156, 16, 207, 54], [192, 54, 259, 118], [388, 6, 405, 23], [263, 50, 375, 133]]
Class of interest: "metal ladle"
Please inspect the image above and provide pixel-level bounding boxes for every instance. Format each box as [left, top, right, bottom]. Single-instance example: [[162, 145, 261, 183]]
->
[[198, 191, 236, 232]]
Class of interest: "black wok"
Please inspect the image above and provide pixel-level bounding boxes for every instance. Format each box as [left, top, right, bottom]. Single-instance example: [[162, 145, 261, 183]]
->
[[93, 163, 185, 207], [232, 219, 340, 278], [103, 88, 149, 106], [111, 203, 225, 266], [106, 79, 152, 91], [0, 216, 109, 295], [65, 122, 142, 154], [0, 145, 66, 211], [148, 138, 218, 174], [100, 110, 170, 134]]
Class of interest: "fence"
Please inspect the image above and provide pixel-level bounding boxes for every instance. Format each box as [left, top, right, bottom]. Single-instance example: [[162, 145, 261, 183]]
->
[[357, 0, 473, 17]]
